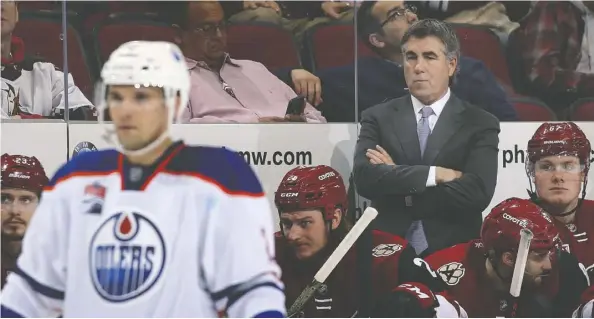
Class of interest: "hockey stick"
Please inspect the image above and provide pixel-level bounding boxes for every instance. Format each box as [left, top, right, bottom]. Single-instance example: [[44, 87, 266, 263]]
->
[[507, 228, 534, 318], [286, 207, 379, 317]]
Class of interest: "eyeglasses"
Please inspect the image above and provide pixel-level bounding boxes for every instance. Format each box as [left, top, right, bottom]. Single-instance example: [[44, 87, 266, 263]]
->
[[380, 4, 417, 28], [192, 21, 227, 36]]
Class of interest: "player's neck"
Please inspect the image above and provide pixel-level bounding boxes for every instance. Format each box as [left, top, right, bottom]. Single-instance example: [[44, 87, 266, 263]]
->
[[1, 35, 12, 59], [485, 258, 510, 292], [125, 138, 174, 166], [1, 240, 21, 263], [542, 199, 579, 224]]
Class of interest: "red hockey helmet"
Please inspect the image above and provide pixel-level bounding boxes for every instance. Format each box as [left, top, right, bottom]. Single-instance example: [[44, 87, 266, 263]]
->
[[481, 198, 560, 253], [526, 122, 591, 174], [1, 153, 49, 194], [274, 165, 347, 221]]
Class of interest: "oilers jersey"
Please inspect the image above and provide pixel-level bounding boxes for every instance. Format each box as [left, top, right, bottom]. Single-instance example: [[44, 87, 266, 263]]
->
[[0, 141, 286, 317]]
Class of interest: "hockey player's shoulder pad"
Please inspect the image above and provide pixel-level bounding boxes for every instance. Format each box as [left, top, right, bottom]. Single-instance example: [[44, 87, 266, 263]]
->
[[47, 149, 119, 190], [171, 146, 263, 196]]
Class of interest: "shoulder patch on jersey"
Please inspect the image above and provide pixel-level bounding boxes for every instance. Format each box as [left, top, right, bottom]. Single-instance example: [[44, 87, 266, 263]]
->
[[48, 150, 119, 188], [436, 262, 466, 286], [168, 146, 263, 196], [372, 243, 402, 257], [89, 208, 166, 302]]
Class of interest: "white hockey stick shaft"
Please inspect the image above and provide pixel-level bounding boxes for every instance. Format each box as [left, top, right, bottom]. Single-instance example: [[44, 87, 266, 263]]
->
[[510, 228, 534, 297], [314, 207, 379, 282]]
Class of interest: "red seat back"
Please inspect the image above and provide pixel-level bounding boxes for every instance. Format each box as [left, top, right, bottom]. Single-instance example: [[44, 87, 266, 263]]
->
[[570, 98, 594, 121], [13, 15, 93, 98], [306, 23, 377, 70], [226, 23, 301, 70], [93, 20, 176, 66], [451, 24, 512, 87], [511, 97, 556, 121]]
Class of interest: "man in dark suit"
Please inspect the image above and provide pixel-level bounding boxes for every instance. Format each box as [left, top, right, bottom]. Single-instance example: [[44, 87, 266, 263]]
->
[[353, 17, 500, 256], [317, 0, 517, 123]]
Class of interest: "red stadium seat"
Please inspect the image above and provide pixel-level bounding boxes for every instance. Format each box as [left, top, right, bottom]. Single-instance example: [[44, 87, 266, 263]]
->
[[304, 23, 377, 71], [13, 12, 94, 98], [450, 24, 512, 87], [569, 98, 594, 121], [17, 1, 59, 12], [510, 97, 556, 121], [92, 15, 176, 67], [226, 22, 301, 70]]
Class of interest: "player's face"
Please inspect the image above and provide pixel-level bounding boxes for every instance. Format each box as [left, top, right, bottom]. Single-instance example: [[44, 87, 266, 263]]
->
[[280, 210, 328, 260], [533, 155, 584, 207], [0, 0, 18, 38], [1, 188, 38, 240], [107, 85, 169, 152], [523, 249, 553, 287]]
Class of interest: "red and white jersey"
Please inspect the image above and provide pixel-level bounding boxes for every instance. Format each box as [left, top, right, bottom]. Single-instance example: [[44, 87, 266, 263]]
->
[[425, 239, 587, 317], [555, 199, 594, 286], [276, 230, 465, 318], [1, 37, 91, 118]]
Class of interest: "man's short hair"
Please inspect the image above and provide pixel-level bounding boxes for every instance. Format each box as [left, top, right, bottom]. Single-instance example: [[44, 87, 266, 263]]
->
[[401, 18, 460, 63], [356, 1, 382, 51]]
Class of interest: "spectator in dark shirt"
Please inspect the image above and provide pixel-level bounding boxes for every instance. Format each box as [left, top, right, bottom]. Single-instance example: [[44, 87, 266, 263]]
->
[[316, 0, 517, 122]]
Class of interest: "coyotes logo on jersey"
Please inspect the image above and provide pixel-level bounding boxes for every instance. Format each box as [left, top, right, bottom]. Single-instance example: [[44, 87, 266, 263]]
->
[[437, 262, 466, 285]]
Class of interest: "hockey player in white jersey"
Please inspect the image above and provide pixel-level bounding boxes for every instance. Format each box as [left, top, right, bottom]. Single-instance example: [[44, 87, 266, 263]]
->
[[0, 41, 286, 318]]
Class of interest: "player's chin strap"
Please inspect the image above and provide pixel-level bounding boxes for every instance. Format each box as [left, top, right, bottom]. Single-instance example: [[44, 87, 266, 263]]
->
[[527, 189, 583, 218]]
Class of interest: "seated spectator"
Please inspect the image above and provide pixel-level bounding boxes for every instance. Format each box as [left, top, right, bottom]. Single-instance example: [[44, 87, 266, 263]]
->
[[222, 1, 355, 43], [515, 1, 594, 110], [410, 1, 520, 36], [0, 0, 94, 120], [317, 0, 517, 122], [172, 1, 326, 123]]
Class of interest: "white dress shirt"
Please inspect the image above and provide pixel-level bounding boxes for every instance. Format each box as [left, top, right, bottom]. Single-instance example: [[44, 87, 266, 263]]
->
[[410, 88, 451, 187]]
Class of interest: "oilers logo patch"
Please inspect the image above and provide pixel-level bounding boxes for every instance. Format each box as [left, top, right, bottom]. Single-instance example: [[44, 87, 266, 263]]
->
[[89, 210, 166, 302]]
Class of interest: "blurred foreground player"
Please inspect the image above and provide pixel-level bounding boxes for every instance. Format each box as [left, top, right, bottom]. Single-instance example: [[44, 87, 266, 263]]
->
[[525, 122, 594, 285], [0, 41, 285, 318], [274, 165, 466, 317], [1, 154, 48, 288], [425, 198, 589, 317]]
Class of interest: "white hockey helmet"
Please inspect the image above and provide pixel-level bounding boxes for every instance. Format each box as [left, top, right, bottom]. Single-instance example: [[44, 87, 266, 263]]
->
[[97, 40, 190, 156]]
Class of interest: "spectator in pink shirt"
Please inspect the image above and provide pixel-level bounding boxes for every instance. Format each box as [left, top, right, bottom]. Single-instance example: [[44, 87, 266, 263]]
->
[[172, 1, 326, 124]]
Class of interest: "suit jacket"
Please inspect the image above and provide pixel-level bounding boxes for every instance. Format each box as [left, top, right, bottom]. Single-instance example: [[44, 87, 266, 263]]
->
[[353, 93, 500, 254]]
